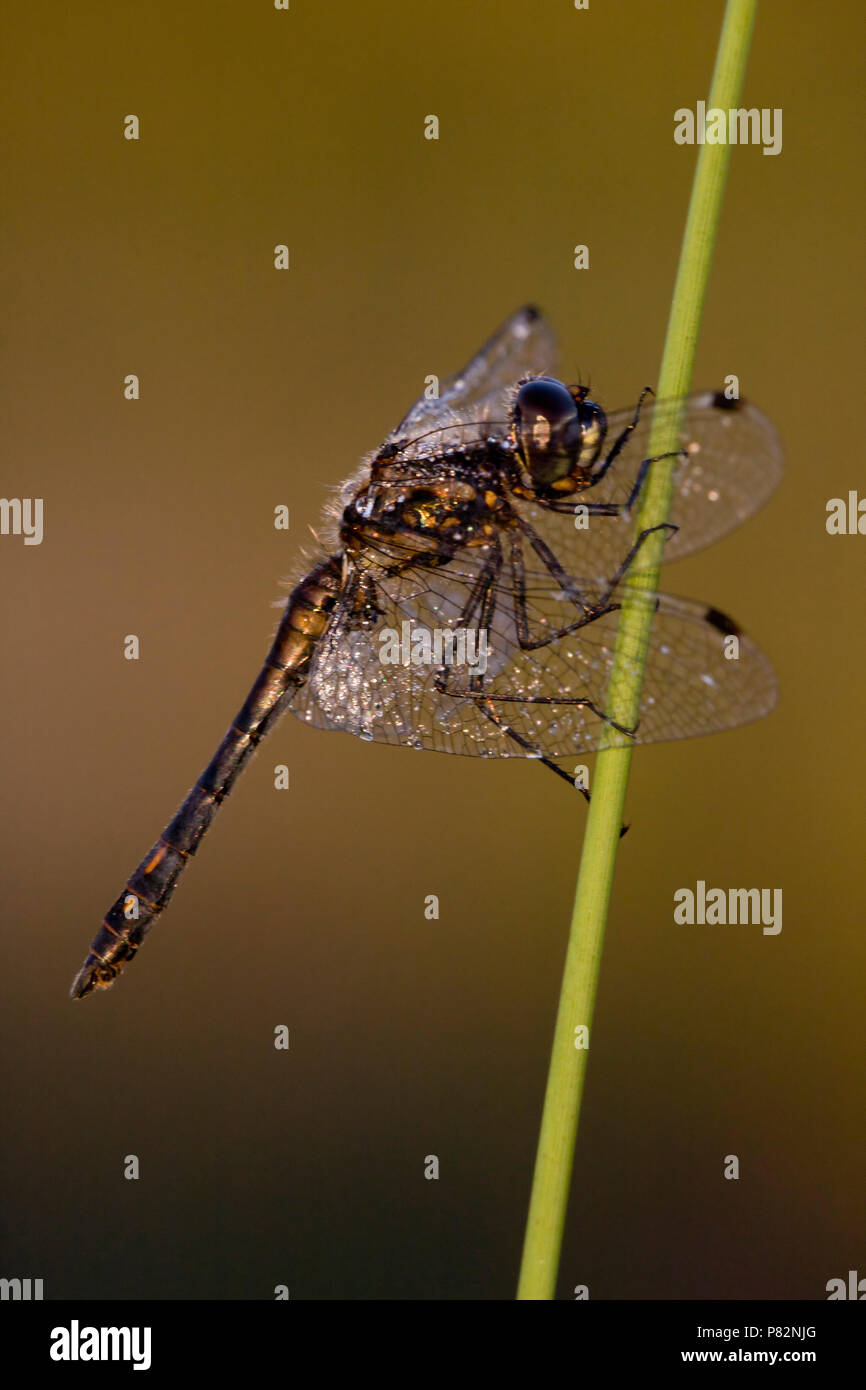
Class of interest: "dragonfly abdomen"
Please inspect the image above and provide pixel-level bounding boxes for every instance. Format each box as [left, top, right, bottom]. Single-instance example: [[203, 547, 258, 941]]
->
[[70, 555, 344, 998]]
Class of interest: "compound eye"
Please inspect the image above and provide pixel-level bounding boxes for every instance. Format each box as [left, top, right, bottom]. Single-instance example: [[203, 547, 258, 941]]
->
[[514, 378, 580, 486]]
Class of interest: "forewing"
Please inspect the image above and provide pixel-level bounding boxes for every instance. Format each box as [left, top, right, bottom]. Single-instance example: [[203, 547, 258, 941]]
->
[[378, 306, 557, 460]]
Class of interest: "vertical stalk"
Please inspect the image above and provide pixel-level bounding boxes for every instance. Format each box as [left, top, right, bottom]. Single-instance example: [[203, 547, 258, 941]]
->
[[516, 0, 759, 1300]]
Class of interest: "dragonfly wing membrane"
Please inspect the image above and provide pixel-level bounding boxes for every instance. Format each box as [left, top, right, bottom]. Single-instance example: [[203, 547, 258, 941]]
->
[[381, 305, 557, 455], [533, 392, 782, 577], [289, 537, 777, 762]]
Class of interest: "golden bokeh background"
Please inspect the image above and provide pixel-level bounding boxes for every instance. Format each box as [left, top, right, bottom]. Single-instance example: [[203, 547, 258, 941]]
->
[[2, 0, 863, 1299]]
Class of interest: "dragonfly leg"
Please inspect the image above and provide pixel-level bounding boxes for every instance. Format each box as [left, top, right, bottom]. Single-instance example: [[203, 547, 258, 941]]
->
[[541, 447, 689, 520], [588, 377, 693, 511], [474, 686, 638, 739], [432, 544, 503, 698], [467, 546, 502, 695], [591, 385, 654, 485], [507, 520, 674, 653], [436, 536, 639, 736], [475, 697, 588, 798], [474, 698, 629, 835], [599, 522, 679, 598], [620, 448, 690, 517]]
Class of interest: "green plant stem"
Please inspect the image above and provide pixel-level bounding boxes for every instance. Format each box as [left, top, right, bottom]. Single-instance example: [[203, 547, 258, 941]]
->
[[516, 0, 758, 1301]]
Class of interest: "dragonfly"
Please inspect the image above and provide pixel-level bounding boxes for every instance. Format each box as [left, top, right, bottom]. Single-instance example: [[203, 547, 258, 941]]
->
[[71, 306, 782, 998]]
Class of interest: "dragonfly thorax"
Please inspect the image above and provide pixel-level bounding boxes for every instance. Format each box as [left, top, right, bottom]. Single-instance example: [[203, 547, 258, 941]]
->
[[340, 466, 504, 558]]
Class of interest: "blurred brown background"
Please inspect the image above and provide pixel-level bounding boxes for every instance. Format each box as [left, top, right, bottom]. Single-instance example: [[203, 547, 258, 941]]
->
[[1, 0, 863, 1300]]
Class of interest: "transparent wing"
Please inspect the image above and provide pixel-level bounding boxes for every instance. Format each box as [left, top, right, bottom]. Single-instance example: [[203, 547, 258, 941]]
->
[[520, 391, 783, 579], [441, 578, 779, 758], [287, 540, 777, 761], [378, 305, 557, 460]]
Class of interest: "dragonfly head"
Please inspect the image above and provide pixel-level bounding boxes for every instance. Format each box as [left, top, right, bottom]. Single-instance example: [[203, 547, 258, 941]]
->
[[511, 377, 607, 498]]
